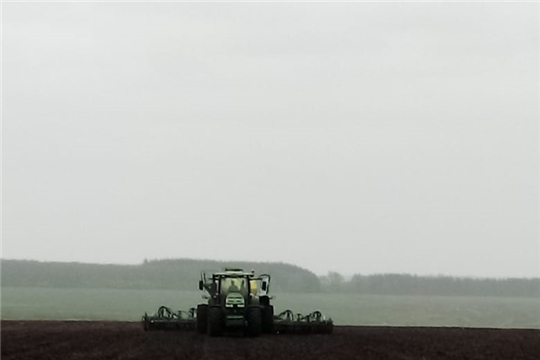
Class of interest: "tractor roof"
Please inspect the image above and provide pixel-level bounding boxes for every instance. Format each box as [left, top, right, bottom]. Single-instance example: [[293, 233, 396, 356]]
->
[[213, 268, 253, 277]]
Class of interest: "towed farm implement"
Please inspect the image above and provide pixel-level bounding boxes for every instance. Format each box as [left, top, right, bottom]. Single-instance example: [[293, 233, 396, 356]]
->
[[142, 268, 333, 336]]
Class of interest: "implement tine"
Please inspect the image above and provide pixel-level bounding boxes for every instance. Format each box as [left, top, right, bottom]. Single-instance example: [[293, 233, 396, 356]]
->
[[273, 309, 333, 335], [142, 305, 196, 331]]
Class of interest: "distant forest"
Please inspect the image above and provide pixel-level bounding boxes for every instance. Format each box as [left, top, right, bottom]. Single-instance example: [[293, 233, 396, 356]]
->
[[320, 272, 540, 297], [2, 259, 539, 297], [1, 259, 320, 293]]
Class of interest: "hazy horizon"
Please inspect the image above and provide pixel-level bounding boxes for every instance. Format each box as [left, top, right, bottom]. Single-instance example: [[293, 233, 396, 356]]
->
[[3, 3, 539, 279], [2, 256, 538, 280]]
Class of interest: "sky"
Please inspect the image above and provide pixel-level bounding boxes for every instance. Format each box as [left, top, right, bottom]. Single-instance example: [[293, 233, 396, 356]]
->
[[2, 2, 538, 278]]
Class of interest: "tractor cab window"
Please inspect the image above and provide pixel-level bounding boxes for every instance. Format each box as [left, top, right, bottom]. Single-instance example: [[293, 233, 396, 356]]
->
[[220, 277, 248, 296], [250, 279, 258, 296]]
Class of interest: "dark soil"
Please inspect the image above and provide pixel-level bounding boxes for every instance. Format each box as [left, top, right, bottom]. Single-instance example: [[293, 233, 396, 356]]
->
[[2, 321, 539, 360]]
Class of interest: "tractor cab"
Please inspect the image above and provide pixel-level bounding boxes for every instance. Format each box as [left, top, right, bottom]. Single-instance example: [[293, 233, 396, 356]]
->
[[199, 268, 270, 303]]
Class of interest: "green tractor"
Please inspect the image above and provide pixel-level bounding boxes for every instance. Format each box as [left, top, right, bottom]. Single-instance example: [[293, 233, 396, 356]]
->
[[142, 267, 332, 335], [196, 268, 274, 337]]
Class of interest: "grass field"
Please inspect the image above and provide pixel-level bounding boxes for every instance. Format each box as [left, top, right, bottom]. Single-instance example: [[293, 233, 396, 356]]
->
[[1, 287, 539, 329]]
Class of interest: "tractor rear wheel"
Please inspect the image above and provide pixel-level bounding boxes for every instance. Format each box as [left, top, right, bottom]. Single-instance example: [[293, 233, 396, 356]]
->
[[262, 305, 274, 333], [246, 306, 262, 337], [196, 304, 208, 334], [208, 306, 223, 337]]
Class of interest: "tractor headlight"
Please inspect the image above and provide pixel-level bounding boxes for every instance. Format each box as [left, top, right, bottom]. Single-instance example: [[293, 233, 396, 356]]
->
[[225, 294, 245, 308]]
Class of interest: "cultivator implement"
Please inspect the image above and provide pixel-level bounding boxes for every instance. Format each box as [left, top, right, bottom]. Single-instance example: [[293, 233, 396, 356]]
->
[[273, 310, 333, 334], [142, 306, 196, 331]]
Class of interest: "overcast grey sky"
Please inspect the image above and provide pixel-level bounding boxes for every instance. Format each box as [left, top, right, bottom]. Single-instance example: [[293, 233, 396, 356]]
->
[[2, 2, 538, 278]]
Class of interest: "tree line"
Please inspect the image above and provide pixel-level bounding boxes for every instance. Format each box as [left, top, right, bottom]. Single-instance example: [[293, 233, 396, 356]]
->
[[0, 259, 321, 293], [2, 259, 538, 297], [320, 271, 540, 297]]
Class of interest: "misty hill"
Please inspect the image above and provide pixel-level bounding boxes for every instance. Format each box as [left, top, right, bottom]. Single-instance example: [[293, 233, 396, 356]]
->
[[2, 259, 538, 297], [320, 272, 540, 298], [0, 259, 321, 292]]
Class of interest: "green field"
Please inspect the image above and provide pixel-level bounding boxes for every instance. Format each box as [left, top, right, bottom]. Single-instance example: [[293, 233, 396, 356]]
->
[[1, 287, 539, 329]]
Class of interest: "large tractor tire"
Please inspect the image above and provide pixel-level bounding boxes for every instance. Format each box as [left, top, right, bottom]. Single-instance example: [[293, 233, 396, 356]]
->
[[246, 306, 262, 337], [208, 306, 223, 337], [262, 305, 274, 333], [196, 304, 208, 334]]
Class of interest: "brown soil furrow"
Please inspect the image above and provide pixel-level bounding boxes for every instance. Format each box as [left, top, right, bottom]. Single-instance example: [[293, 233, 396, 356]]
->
[[2, 321, 539, 360]]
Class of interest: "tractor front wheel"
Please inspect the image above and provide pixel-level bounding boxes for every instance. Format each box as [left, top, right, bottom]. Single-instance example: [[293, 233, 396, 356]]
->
[[246, 306, 262, 337], [208, 307, 223, 337], [196, 304, 208, 334], [262, 305, 274, 333]]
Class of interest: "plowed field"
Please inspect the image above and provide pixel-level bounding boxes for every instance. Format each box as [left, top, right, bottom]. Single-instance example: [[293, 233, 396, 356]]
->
[[2, 320, 539, 360]]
